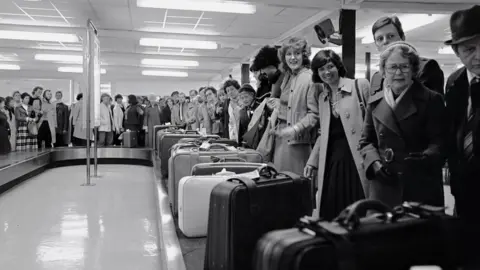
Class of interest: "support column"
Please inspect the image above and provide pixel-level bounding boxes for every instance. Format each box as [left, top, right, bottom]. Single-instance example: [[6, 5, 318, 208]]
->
[[240, 63, 250, 85], [365, 52, 371, 81], [340, 9, 356, 79]]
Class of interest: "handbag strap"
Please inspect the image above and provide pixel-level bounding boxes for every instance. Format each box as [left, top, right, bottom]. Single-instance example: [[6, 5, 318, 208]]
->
[[354, 79, 366, 120]]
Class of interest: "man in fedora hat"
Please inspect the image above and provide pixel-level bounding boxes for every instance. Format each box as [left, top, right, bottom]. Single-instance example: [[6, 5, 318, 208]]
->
[[444, 5, 480, 222], [369, 15, 445, 97]]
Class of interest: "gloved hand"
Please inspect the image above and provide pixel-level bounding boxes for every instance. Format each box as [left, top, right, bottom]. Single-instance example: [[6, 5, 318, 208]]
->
[[372, 161, 397, 185], [404, 152, 429, 168]]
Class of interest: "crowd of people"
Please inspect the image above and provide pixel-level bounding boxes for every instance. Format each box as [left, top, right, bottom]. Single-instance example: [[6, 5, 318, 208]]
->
[[0, 5, 479, 223]]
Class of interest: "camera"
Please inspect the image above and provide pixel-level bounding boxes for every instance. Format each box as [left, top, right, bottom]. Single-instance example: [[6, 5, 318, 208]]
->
[[314, 19, 342, 46]]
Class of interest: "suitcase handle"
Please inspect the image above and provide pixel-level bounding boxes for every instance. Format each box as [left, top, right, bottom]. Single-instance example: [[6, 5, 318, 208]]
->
[[185, 130, 200, 134], [200, 143, 231, 151], [211, 156, 246, 163], [228, 176, 261, 216], [335, 199, 393, 230], [257, 165, 278, 178]]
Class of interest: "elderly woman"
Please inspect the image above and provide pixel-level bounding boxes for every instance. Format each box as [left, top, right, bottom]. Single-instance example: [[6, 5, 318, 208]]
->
[[262, 37, 319, 176], [143, 94, 162, 147], [98, 93, 114, 146], [304, 50, 370, 220], [359, 41, 445, 207]]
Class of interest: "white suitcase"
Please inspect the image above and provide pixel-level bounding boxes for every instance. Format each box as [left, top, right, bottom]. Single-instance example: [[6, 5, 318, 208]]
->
[[178, 170, 260, 238]]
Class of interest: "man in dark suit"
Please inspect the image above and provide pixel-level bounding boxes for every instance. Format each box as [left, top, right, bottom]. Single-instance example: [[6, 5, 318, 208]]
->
[[369, 16, 445, 97], [54, 91, 69, 147], [237, 84, 260, 145], [444, 5, 480, 223], [250, 45, 284, 101]]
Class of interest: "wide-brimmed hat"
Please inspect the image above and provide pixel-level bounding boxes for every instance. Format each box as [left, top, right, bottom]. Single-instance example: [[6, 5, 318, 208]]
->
[[445, 5, 480, 45]]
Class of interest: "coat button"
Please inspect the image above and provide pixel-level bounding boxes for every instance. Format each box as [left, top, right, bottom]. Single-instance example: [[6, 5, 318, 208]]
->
[[345, 112, 350, 119], [291, 89, 293, 93], [288, 106, 291, 110], [351, 128, 356, 134], [357, 144, 361, 151], [287, 123, 291, 126], [379, 132, 384, 138]]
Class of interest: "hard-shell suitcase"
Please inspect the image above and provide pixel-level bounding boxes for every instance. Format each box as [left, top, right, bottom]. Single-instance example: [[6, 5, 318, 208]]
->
[[168, 144, 264, 216], [157, 129, 201, 176], [122, 130, 137, 148], [204, 167, 312, 270], [191, 160, 266, 175], [178, 169, 262, 238], [153, 125, 176, 153], [253, 200, 465, 270], [177, 136, 234, 147]]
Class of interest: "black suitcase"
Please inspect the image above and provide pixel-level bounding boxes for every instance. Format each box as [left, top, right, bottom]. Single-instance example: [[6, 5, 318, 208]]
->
[[204, 166, 313, 270], [254, 200, 466, 270]]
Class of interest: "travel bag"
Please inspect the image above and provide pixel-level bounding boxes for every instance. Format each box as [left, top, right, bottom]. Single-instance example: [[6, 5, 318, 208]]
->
[[253, 200, 465, 270], [157, 129, 202, 176], [168, 143, 264, 216], [122, 130, 137, 148], [177, 136, 236, 147], [191, 159, 267, 175], [178, 168, 263, 238], [153, 125, 176, 153], [204, 166, 313, 270]]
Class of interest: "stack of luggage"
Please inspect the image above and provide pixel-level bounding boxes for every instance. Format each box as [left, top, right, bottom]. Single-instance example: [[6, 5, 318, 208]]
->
[[155, 128, 472, 270]]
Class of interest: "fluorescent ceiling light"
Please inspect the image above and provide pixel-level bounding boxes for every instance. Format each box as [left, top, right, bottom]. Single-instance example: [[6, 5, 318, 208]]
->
[[0, 30, 79, 43], [35, 54, 83, 64], [58, 67, 106, 74], [140, 38, 218, 50], [142, 70, 188, 77], [361, 14, 446, 44], [137, 0, 256, 14], [0, 64, 20, 70], [438, 46, 455, 55], [142, 59, 199, 67]]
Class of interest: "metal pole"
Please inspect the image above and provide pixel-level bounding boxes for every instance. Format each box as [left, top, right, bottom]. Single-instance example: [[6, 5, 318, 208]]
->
[[94, 126, 98, 177], [365, 52, 371, 82], [83, 19, 96, 187]]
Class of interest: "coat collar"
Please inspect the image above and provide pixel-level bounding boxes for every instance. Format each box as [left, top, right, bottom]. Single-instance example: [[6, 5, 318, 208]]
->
[[318, 77, 352, 102]]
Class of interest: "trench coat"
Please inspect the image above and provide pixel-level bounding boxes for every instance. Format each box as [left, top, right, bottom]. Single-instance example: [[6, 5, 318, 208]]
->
[[307, 77, 370, 210], [359, 80, 445, 207]]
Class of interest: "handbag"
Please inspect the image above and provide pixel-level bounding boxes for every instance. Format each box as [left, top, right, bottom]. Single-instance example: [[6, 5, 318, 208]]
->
[[27, 121, 38, 136], [256, 109, 277, 162]]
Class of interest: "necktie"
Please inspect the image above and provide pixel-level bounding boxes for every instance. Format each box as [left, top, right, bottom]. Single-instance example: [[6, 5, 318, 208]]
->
[[464, 78, 480, 161]]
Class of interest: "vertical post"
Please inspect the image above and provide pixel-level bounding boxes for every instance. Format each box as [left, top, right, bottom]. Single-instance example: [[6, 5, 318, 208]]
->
[[241, 63, 250, 85], [340, 9, 356, 79], [94, 126, 98, 177], [365, 52, 371, 81], [85, 21, 92, 186]]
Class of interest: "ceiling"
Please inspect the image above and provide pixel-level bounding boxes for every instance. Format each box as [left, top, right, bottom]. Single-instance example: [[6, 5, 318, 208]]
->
[[0, 0, 477, 94]]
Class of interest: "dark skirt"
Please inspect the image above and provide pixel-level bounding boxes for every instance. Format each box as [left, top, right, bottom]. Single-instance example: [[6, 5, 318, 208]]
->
[[320, 116, 364, 220]]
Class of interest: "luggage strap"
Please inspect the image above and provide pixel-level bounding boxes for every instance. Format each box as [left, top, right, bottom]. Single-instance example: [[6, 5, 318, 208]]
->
[[233, 176, 261, 216]]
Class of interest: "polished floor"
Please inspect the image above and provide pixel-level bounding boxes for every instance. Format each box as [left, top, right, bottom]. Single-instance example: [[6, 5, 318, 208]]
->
[[0, 150, 48, 169], [0, 165, 160, 270]]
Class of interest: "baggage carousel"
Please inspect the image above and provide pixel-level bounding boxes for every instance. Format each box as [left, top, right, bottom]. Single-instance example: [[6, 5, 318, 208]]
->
[[0, 148, 197, 270]]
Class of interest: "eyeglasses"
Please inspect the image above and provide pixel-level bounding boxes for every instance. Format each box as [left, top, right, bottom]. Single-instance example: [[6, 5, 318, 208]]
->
[[385, 64, 411, 74]]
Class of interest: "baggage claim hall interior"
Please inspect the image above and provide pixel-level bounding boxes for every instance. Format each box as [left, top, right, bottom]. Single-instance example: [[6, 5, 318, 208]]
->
[[0, 0, 478, 269]]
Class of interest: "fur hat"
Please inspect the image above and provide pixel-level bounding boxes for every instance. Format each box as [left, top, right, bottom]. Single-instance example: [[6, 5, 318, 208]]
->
[[251, 45, 280, 71]]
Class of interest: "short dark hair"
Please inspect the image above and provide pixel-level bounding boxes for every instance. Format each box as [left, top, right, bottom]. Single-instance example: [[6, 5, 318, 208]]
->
[[311, 49, 347, 83], [76, 93, 83, 101], [371, 16, 406, 41], [12, 90, 20, 97], [171, 91, 179, 97], [128, 94, 138, 105], [222, 79, 240, 91], [55, 91, 62, 96], [32, 86, 43, 95], [114, 94, 123, 101], [205, 86, 217, 96], [239, 83, 256, 96], [5, 96, 13, 107], [252, 45, 280, 71], [21, 92, 31, 101], [0, 97, 5, 105]]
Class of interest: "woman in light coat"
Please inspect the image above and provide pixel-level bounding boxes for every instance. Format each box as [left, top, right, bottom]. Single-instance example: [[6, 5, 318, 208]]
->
[[98, 93, 114, 146], [72, 94, 92, 146], [37, 90, 57, 149], [304, 50, 370, 220], [262, 37, 319, 176], [143, 95, 162, 148], [5, 96, 16, 151]]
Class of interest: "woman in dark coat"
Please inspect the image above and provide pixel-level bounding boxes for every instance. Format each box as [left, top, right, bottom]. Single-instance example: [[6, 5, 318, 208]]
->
[[0, 97, 12, 154], [359, 41, 445, 207], [161, 98, 173, 125], [124, 95, 144, 131]]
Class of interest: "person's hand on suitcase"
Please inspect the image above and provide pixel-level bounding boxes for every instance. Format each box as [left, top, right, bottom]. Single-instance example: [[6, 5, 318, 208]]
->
[[372, 161, 397, 185], [304, 165, 317, 178]]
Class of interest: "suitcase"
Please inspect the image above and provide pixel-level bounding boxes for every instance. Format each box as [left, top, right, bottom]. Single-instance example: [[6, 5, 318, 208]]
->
[[168, 144, 264, 216], [153, 125, 176, 154], [122, 130, 137, 148], [178, 168, 262, 238], [204, 167, 313, 270], [177, 136, 231, 146], [253, 200, 465, 270], [191, 160, 266, 175], [157, 129, 202, 176]]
